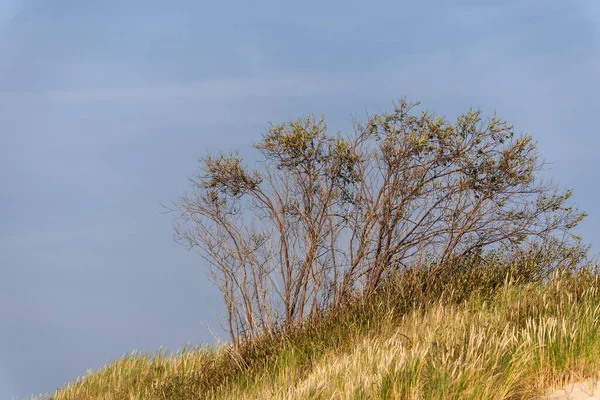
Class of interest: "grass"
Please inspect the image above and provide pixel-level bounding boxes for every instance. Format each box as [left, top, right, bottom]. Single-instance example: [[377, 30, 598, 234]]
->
[[40, 262, 600, 399]]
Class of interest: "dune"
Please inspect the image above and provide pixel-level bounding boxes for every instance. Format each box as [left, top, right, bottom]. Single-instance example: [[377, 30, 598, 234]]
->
[[534, 380, 600, 400]]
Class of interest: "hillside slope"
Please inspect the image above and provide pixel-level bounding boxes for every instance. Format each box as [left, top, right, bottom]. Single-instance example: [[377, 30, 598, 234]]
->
[[45, 265, 600, 400]]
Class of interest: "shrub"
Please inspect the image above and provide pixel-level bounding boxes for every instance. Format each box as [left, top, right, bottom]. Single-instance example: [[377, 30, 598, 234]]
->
[[172, 98, 586, 344]]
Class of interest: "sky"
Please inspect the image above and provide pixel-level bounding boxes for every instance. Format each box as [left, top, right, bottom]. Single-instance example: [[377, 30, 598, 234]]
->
[[1, 0, 598, 398]]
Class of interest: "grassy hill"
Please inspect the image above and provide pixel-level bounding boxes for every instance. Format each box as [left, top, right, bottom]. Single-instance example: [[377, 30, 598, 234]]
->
[[43, 262, 600, 399]]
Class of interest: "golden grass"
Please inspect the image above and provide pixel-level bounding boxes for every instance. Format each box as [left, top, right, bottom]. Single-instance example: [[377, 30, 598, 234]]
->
[[43, 268, 600, 400]]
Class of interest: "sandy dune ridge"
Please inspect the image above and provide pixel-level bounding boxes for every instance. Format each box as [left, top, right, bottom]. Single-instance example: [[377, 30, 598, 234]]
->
[[532, 380, 600, 400]]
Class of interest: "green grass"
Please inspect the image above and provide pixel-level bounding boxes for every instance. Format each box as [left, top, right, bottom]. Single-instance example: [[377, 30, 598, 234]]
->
[[41, 263, 600, 399]]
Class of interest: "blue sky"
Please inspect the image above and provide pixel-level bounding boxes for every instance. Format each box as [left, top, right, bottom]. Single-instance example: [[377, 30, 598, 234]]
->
[[1, 1, 598, 398]]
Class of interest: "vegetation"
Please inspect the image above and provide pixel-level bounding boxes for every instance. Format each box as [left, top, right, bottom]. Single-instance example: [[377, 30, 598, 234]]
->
[[171, 99, 585, 344], [46, 259, 600, 399], [42, 99, 596, 399]]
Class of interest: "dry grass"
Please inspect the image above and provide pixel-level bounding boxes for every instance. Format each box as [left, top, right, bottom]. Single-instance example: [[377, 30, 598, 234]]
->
[[41, 265, 600, 400]]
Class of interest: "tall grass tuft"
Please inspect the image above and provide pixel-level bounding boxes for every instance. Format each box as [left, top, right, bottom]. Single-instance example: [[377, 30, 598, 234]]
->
[[44, 259, 600, 400]]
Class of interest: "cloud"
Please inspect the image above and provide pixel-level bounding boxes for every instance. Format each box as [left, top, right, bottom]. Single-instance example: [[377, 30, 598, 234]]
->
[[33, 74, 352, 103]]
